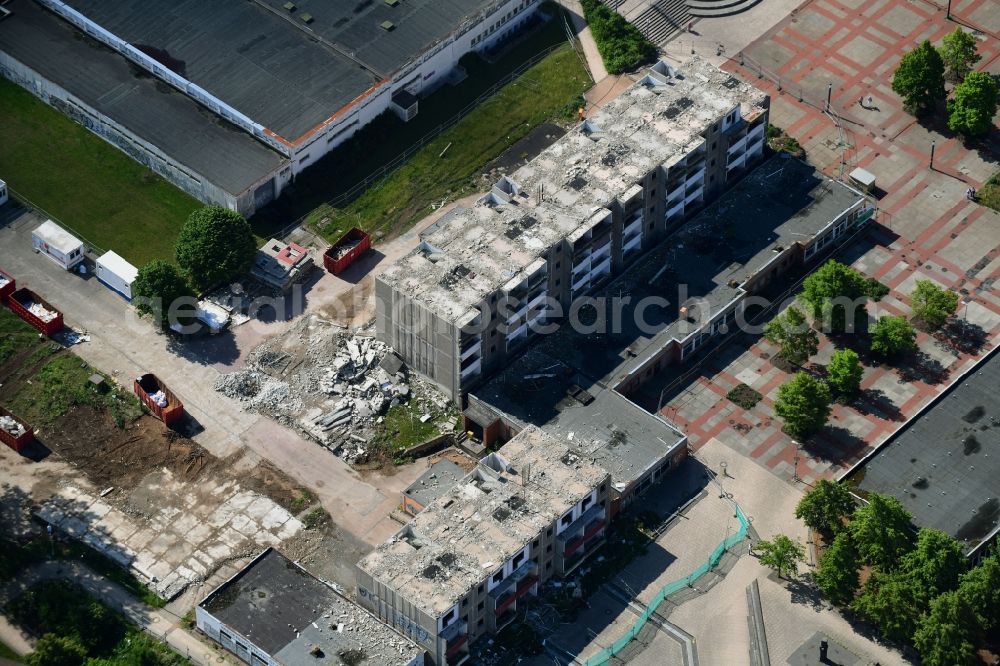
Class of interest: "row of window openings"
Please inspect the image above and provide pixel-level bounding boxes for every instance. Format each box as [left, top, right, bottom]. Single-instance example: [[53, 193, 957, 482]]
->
[[470, 0, 531, 46]]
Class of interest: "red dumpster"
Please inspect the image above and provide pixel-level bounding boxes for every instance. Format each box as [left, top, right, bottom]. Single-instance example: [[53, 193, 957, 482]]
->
[[0, 268, 14, 304], [133, 373, 184, 426], [323, 228, 371, 275], [0, 406, 34, 454], [7, 288, 64, 336]]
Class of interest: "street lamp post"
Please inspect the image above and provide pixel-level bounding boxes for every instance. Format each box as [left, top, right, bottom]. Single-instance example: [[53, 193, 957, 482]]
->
[[792, 440, 801, 483]]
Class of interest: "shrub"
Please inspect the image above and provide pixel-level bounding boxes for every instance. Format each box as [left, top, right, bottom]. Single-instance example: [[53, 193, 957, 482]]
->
[[726, 383, 762, 410], [580, 0, 657, 75]]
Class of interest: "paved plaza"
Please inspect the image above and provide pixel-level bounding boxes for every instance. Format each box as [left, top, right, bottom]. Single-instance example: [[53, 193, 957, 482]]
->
[[660, 0, 1000, 488], [36, 475, 303, 599]]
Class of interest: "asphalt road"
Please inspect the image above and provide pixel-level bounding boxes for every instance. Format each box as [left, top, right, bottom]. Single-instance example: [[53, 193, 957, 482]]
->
[[0, 203, 441, 547]]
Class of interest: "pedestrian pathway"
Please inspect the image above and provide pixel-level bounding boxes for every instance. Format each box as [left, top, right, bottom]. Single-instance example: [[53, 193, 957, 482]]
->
[[0, 561, 236, 665], [657, 0, 1000, 489]]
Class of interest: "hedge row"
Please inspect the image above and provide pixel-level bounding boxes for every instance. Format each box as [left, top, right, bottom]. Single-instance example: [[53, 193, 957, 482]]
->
[[580, 0, 658, 75]]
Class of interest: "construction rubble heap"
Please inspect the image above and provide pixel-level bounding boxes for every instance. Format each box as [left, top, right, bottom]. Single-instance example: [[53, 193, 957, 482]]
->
[[26, 300, 58, 322], [215, 314, 439, 462], [0, 415, 27, 438]]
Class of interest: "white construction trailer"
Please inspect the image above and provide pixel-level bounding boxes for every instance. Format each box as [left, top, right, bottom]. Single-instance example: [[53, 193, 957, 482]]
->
[[32, 220, 85, 270], [0, 179, 8, 206], [96, 250, 139, 300]]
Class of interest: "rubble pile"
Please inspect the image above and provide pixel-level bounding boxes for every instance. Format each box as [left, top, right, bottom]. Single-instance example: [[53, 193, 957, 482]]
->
[[215, 314, 432, 462], [0, 275, 10, 288], [0, 415, 27, 438], [149, 390, 168, 408], [26, 301, 58, 322], [329, 238, 362, 259]]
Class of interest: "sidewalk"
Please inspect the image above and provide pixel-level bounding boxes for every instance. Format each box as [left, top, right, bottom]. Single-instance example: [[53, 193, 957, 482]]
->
[[556, 0, 608, 82], [0, 561, 236, 665]]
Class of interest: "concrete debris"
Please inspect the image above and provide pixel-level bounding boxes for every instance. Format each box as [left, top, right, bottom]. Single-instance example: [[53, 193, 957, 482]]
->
[[0, 415, 27, 438], [215, 314, 449, 463], [26, 301, 58, 322], [0, 276, 10, 288]]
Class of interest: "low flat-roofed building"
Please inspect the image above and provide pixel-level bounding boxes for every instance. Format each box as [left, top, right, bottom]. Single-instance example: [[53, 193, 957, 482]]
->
[[851, 348, 1000, 557], [251, 239, 315, 292], [197, 548, 423, 666], [357, 426, 610, 665], [0, 0, 288, 217], [31, 219, 85, 270], [461, 156, 869, 510], [402, 458, 470, 516]]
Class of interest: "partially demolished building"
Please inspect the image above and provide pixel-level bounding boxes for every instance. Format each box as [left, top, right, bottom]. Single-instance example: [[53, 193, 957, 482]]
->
[[356, 427, 610, 665], [376, 58, 770, 400], [197, 548, 423, 666]]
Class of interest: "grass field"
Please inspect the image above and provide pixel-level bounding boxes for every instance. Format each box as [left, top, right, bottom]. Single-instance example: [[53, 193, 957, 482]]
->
[[5, 353, 143, 428], [309, 41, 590, 243], [0, 78, 201, 267]]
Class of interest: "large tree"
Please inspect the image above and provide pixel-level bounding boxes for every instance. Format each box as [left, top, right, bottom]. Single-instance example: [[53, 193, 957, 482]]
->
[[774, 372, 832, 439], [901, 528, 967, 605], [947, 71, 999, 138], [957, 547, 1000, 634], [814, 531, 860, 606], [892, 40, 946, 114], [827, 348, 863, 397], [26, 634, 87, 666], [755, 534, 805, 579], [848, 493, 914, 569], [795, 479, 855, 535], [800, 260, 870, 334], [910, 279, 959, 329], [132, 260, 197, 330], [764, 305, 819, 365], [175, 206, 257, 291], [939, 27, 981, 82], [870, 315, 917, 358], [851, 571, 923, 642], [913, 591, 978, 666]]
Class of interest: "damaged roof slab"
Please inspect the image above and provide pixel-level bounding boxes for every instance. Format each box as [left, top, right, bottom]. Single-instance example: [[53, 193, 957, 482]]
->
[[379, 58, 769, 323], [359, 426, 608, 617]]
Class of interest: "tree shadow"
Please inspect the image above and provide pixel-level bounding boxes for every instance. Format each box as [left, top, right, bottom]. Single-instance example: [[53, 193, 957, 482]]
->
[[935, 318, 989, 356], [894, 350, 949, 385], [165, 329, 240, 367], [803, 426, 867, 466], [784, 575, 826, 613], [852, 387, 905, 422]]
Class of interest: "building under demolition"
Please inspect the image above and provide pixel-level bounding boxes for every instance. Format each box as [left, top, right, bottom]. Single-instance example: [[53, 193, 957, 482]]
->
[[376, 58, 771, 400], [364, 65, 873, 661], [0, 0, 543, 215], [356, 426, 610, 666], [197, 548, 423, 666]]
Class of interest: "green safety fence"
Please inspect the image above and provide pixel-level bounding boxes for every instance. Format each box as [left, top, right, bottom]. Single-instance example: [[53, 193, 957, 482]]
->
[[580, 503, 750, 666]]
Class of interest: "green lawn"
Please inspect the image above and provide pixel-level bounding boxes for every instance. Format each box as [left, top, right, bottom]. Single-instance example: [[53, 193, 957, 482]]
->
[[249, 17, 588, 239], [309, 42, 590, 243], [0, 306, 45, 366], [0, 78, 201, 267], [4, 354, 143, 428]]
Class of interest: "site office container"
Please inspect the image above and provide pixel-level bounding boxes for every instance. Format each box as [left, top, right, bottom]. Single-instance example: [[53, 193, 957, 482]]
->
[[7, 288, 64, 336], [133, 373, 184, 426], [0, 406, 34, 454], [0, 267, 14, 303], [323, 228, 371, 274]]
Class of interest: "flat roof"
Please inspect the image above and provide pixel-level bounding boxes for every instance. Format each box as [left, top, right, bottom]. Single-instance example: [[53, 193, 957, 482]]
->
[[61, 0, 508, 143], [853, 349, 1000, 554], [403, 458, 468, 509], [379, 58, 769, 323], [33, 220, 82, 255], [359, 426, 608, 617], [200, 549, 421, 664], [96, 251, 139, 282], [0, 1, 287, 195], [471, 348, 687, 490]]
